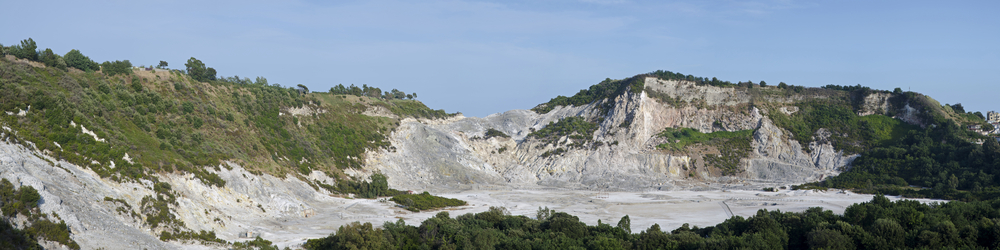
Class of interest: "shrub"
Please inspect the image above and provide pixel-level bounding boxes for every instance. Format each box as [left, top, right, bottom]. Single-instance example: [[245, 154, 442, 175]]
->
[[390, 192, 467, 212], [483, 128, 509, 139], [100, 60, 133, 76]]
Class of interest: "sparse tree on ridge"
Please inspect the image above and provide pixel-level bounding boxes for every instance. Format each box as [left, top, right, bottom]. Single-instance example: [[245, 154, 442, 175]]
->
[[10, 38, 38, 61], [158, 61, 168, 68], [64, 49, 99, 71], [185, 57, 217, 82]]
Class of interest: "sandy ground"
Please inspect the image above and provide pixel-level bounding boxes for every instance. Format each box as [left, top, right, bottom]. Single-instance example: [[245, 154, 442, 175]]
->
[[241, 188, 940, 249]]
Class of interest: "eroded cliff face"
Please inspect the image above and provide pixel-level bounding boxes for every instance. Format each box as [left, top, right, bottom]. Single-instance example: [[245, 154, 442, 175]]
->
[[364, 78, 858, 191]]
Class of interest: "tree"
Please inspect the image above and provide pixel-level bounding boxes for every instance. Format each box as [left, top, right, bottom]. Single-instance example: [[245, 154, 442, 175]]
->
[[185, 57, 216, 81], [949, 103, 965, 113], [206, 67, 217, 80], [10, 38, 38, 61], [617, 215, 631, 234], [893, 87, 903, 94], [778, 82, 788, 89], [536, 206, 554, 220], [157, 61, 168, 68], [64, 49, 99, 71], [39, 48, 66, 70], [296, 84, 309, 93], [185, 57, 205, 81], [759, 81, 767, 87], [807, 228, 854, 250]]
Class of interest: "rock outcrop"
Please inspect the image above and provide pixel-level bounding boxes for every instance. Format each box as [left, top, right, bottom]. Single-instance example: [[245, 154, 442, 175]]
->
[[364, 78, 858, 191]]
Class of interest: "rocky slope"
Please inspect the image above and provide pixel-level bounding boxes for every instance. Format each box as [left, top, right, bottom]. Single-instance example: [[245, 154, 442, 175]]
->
[[363, 77, 872, 192]]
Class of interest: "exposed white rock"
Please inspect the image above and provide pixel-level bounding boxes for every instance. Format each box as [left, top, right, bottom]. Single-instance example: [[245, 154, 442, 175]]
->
[[364, 77, 855, 192], [122, 153, 134, 164], [80, 125, 105, 143]]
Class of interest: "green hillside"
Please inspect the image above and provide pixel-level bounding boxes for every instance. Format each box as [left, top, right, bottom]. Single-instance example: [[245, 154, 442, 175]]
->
[[0, 38, 454, 243], [0, 41, 453, 187]]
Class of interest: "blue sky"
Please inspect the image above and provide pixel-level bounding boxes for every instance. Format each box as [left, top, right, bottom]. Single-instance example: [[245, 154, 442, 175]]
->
[[3, 0, 998, 117]]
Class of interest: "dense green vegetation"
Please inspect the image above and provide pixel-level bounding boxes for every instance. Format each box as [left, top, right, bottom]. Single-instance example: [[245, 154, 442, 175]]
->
[[798, 118, 1000, 201], [529, 117, 598, 146], [648, 70, 737, 88], [374, 98, 453, 120], [774, 85, 1000, 202], [232, 236, 280, 250], [0, 217, 40, 250], [390, 192, 468, 212], [1, 37, 455, 246], [532, 75, 644, 114], [0, 37, 450, 184], [307, 195, 1000, 249], [768, 100, 918, 154], [0, 178, 80, 249], [329, 83, 417, 100]]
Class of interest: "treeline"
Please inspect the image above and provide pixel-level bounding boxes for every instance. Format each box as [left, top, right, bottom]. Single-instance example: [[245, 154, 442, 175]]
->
[[821, 84, 873, 92], [330, 83, 417, 100], [305, 195, 1000, 249], [532, 75, 644, 114], [535, 70, 814, 114], [1, 38, 132, 75]]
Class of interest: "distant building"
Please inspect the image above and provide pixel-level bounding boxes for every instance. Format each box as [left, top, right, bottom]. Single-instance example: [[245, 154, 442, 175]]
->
[[989, 111, 1000, 123]]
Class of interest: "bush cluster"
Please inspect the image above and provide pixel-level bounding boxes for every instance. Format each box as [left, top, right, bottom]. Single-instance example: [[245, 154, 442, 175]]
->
[[390, 192, 467, 212], [528, 116, 597, 145], [316, 173, 406, 199]]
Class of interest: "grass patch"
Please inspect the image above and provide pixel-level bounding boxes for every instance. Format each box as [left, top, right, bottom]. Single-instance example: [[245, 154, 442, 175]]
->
[[654, 128, 754, 175], [655, 128, 753, 151]]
